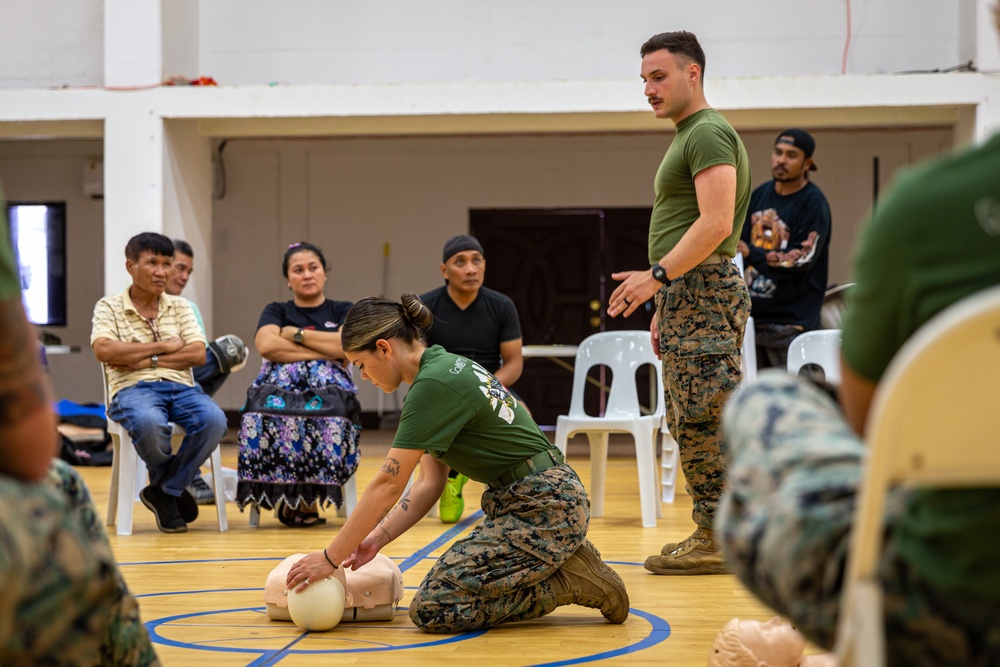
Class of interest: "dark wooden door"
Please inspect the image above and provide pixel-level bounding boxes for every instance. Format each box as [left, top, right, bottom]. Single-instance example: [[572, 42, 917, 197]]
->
[[470, 208, 653, 427]]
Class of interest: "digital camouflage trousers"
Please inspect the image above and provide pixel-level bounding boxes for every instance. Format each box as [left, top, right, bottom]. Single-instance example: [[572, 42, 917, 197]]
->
[[717, 372, 1000, 666], [655, 260, 749, 531], [409, 463, 590, 633], [0, 459, 159, 666]]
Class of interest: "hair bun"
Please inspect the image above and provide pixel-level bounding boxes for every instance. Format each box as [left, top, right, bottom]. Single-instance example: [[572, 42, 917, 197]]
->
[[399, 292, 433, 331]]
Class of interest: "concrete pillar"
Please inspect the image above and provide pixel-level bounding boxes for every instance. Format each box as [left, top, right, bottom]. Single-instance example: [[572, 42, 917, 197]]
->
[[975, 0, 1000, 143], [164, 120, 213, 332], [103, 108, 165, 292]]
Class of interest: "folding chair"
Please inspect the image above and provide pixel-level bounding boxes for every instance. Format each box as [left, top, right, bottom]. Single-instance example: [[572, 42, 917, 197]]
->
[[554, 331, 664, 528], [835, 284, 1000, 666], [103, 367, 228, 536]]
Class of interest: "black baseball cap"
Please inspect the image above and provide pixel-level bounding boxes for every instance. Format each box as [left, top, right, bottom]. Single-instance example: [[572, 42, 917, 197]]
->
[[775, 129, 818, 171]]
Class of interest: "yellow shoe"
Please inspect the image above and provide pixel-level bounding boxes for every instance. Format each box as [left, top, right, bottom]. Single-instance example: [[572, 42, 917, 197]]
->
[[438, 474, 468, 523]]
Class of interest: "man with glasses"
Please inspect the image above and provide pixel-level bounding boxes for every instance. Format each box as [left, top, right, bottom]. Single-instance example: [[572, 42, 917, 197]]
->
[[91, 232, 227, 533]]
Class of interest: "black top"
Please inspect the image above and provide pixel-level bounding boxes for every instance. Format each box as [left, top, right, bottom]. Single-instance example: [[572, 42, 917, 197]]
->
[[257, 299, 353, 333], [419, 285, 522, 374], [740, 180, 831, 329]]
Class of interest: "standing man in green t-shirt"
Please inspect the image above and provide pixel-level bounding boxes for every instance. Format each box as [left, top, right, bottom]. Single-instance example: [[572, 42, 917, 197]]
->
[[608, 30, 751, 575]]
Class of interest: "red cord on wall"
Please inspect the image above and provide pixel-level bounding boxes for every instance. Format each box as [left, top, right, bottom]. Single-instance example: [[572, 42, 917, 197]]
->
[[842, 0, 853, 74]]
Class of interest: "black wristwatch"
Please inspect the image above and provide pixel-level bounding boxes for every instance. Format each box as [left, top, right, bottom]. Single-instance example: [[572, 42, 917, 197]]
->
[[651, 262, 671, 285], [293, 328, 305, 344]]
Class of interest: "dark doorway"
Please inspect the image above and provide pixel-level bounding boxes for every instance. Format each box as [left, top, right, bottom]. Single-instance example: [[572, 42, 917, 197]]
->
[[470, 208, 654, 427]]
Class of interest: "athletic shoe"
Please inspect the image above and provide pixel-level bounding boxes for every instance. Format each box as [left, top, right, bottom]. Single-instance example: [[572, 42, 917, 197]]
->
[[177, 488, 200, 523], [187, 475, 216, 505], [140, 485, 187, 533], [645, 527, 729, 575], [438, 473, 468, 523], [548, 540, 630, 624]]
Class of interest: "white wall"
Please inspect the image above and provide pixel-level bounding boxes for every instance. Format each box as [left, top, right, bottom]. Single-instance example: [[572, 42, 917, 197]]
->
[[197, 0, 964, 84], [0, 0, 975, 89], [0, 0, 103, 88]]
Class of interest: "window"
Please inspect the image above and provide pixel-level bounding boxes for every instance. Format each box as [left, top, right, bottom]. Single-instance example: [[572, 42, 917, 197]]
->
[[6, 202, 67, 326]]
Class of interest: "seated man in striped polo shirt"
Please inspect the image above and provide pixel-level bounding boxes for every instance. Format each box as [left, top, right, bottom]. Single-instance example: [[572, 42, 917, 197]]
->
[[91, 232, 227, 534]]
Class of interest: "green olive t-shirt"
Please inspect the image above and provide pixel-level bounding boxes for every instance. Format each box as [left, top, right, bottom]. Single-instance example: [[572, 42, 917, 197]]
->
[[391, 345, 553, 484], [648, 108, 751, 264]]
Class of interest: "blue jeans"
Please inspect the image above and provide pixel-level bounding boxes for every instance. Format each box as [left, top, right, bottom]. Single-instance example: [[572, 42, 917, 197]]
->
[[193, 348, 227, 397], [108, 381, 227, 496]]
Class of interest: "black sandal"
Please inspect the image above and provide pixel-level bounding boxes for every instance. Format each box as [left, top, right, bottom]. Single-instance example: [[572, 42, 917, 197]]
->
[[293, 511, 327, 528], [275, 500, 327, 528]]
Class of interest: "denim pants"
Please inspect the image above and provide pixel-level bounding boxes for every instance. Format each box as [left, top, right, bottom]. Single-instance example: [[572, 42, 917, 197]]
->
[[193, 348, 227, 397], [108, 381, 227, 496]]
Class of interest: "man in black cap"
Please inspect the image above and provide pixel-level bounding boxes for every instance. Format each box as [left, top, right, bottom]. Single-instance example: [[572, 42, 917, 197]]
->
[[420, 234, 525, 522], [738, 128, 832, 369]]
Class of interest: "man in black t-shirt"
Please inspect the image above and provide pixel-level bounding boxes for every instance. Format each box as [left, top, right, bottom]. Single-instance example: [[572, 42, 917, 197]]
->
[[420, 234, 525, 522], [420, 235, 524, 379], [738, 129, 832, 370]]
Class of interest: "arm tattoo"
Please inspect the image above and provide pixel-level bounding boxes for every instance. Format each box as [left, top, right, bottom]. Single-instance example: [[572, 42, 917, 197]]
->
[[380, 457, 401, 476], [399, 490, 411, 512], [378, 524, 392, 542], [376, 506, 391, 524]]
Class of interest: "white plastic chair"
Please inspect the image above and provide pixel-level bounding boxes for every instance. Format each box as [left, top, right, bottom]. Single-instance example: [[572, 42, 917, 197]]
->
[[103, 368, 228, 536], [834, 284, 1000, 667], [787, 329, 842, 386], [554, 331, 664, 528], [733, 253, 758, 384], [659, 417, 679, 503]]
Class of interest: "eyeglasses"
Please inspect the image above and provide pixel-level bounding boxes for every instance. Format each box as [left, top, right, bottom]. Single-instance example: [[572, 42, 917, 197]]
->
[[146, 317, 160, 342]]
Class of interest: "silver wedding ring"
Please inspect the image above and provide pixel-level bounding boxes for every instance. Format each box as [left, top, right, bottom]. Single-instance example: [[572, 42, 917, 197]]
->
[[304, 578, 310, 585]]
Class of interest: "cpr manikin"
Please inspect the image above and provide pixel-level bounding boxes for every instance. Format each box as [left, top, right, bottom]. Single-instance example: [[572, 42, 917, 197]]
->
[[265, 553, 404, 625], [708, 617, 835, 667]]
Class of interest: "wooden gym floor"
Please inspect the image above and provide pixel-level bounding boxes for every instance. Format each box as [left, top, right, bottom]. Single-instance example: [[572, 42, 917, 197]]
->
[[84, 429, 802, 667]]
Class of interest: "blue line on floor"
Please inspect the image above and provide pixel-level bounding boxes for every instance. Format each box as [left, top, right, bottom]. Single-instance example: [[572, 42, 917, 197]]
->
[[396, 510, 484, 573]]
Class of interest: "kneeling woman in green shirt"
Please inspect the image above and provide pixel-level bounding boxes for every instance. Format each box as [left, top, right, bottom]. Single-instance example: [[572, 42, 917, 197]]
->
[[285, 291, 629, 633]]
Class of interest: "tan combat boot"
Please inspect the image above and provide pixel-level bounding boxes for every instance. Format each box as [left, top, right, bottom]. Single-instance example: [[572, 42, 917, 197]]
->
[[548, 540, 630, 624], [645, 527, 730, 575], [657, 525, 714, 555]]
